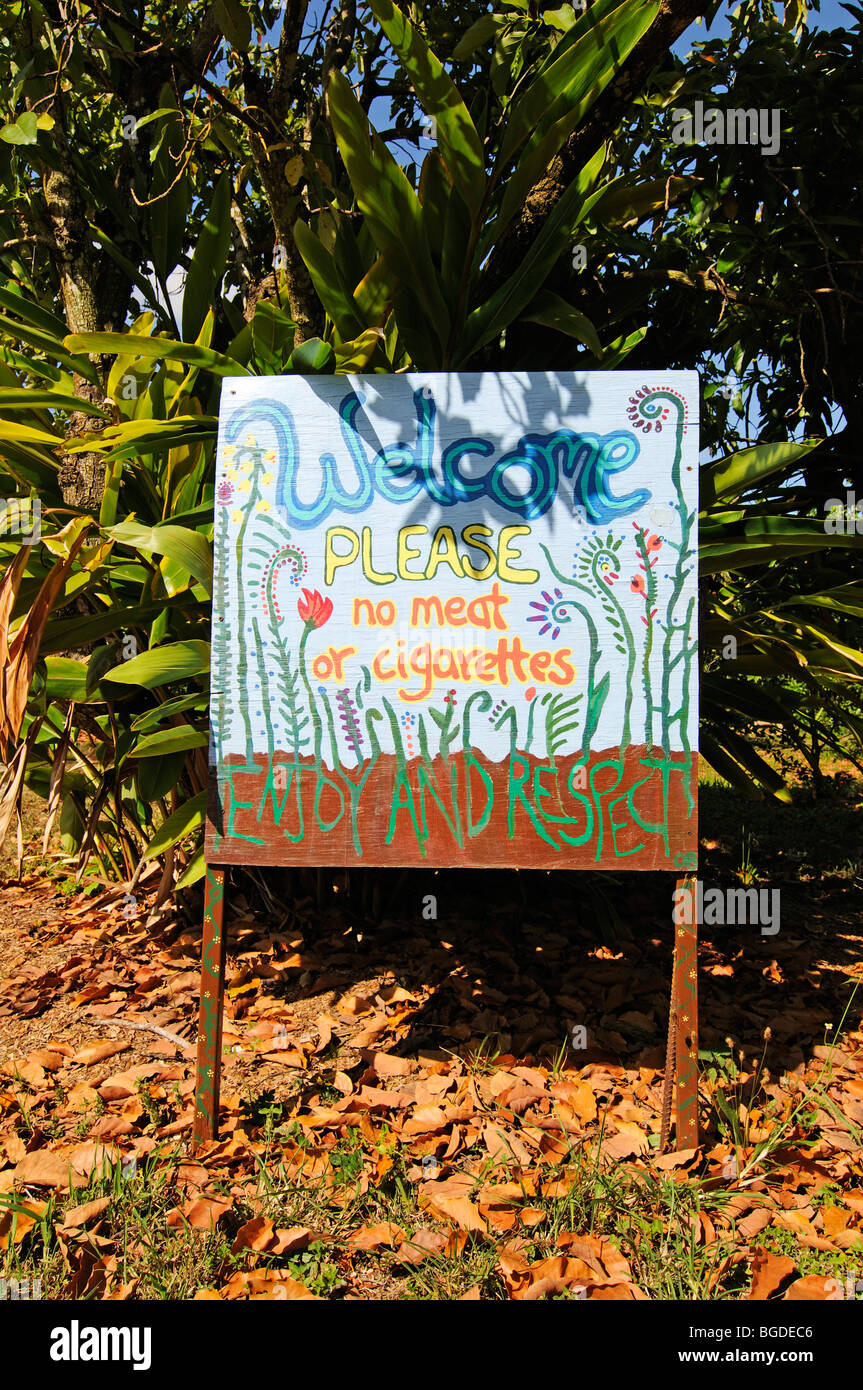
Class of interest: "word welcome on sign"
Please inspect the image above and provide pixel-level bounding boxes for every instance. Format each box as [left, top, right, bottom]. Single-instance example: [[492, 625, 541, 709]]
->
[[206, 372, 699, 870]]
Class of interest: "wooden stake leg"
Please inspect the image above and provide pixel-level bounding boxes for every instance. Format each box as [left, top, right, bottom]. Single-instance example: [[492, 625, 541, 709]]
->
[[192, 864, 227, 1149], [660, 875, 699, 1151], [674, 876, 699, 1148]]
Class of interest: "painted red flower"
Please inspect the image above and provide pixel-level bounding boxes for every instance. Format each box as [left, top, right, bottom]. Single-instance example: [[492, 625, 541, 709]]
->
[[631, 574, 647, 597], [298, 588, 333, 629]]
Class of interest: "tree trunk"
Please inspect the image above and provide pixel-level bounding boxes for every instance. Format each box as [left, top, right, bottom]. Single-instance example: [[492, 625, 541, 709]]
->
[[41, 107, 109, 510]]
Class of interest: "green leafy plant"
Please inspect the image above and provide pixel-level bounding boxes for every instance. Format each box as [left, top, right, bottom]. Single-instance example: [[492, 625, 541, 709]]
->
[[0, 0, 861, 900]]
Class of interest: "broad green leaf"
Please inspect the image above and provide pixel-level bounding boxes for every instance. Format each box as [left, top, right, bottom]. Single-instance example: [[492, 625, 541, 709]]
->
[[105, 310, 156, 405], [127, 107, 185, 132], [0, 285, 68, 339], [588, 175, 700, 226], [793, 621, 863, 672], [131, 693, 209, 732], [334, 328, 386, 373], [366, 0, 485, 221], [544, 6, 577, 31], [213, 0, 251, 50], [0, 388, 109, 417], [703, 439, 822, 505], [142, 791, 207, 859], [521, 290, 602, 355], [130, 726, 208, 757], [459, 145, 606, 362], [149, 89, 192, 284], [85, 643, 128, 697], [0, 419, 63, 449], [41, 653, 128, 702], [249, 300, 297, 367], [790, 586, 863, 621], [137, 749, 188, 803], [59, 795, 85, 855], [40, 597, 208, 655], [499, 0, 660, 167], [107, 519, 213, 595], [293, 221, 364, 339], [706, 515, 860, 545], [328, 70, 449, 358], [99, 458, 123, 529], [103, 640, 211, 687], [701, 727, 793, 802], [353, 255, 398, 325], [65, 415, 218, 461], [288, 338, 336, 374], [163, 504, 215, 530], [699, 526, 863, 576], [0, 313, 97, 381], [452, 13, 499, 59], [0, 113, 38, 145], [63, 332, 250, 377], [588, 326, 647, 370], [43, 657, 90, 701], [175, 847, 206, 890], [182, 172, 232, 342]]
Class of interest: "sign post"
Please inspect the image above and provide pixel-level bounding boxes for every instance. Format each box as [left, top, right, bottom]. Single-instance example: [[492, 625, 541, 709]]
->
[[193, 371, 700, 1148], [192, 862, 227, 1148], [660, 875, 699, 1151]]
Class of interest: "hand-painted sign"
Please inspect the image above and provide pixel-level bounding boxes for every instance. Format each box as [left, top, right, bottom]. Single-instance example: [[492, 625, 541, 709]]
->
[[207, 372, 698, 869]]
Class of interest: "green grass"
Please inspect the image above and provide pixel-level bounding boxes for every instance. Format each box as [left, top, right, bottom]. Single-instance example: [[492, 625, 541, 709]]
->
[[3, 1125, 852, 1302], [4, 1002, 860, 1301]]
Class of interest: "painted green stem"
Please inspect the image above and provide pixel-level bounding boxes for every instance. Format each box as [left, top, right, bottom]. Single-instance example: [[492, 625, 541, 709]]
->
[[541, 544, 601, 758], [589, 547, 635, 747]]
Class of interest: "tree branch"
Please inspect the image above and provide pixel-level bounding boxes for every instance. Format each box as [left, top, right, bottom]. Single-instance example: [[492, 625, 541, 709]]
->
[[619, 266, 793, 314]]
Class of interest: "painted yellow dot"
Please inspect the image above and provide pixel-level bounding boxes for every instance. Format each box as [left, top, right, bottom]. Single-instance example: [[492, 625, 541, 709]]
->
[[237, 479, 250, 493], [222, 445, 237, 459], [238, 459, 253, 474], [264, 450, 277, 463], [256, 499, 271, 512], [244, 433, 257, 447], [261, 472, 273, 486], [231, 509, 243, 523]]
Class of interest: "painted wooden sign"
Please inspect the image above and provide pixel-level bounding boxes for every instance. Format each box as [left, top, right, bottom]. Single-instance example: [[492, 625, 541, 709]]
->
[[206, 372, 698, 870]]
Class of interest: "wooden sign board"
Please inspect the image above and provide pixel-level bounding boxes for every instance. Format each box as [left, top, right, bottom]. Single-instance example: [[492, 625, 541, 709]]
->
[[206, 372, 698, 871]]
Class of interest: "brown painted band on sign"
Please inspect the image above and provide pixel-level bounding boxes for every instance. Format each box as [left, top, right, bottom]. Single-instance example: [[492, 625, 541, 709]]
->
[[207, 746, 698, 869]]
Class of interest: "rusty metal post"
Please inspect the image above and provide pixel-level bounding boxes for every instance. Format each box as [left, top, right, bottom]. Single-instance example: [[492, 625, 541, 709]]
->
[[660, 874, 699, 1151], [192, 863, 227, 1149]]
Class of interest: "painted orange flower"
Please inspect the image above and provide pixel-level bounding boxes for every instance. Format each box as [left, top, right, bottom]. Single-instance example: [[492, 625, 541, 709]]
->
[[297, 588, 333, 628], [631, 574, 647, 597]]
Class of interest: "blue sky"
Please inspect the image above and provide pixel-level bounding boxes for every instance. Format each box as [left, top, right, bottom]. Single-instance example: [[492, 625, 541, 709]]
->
[[696, 0, 853, 38]]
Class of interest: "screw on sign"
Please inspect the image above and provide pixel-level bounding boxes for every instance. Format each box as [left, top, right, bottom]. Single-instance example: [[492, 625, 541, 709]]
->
[[194, 372, 701, 1151]]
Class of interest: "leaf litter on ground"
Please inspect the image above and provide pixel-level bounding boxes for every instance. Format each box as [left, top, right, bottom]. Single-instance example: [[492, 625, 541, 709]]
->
[[0, 845, 861, 1301]]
